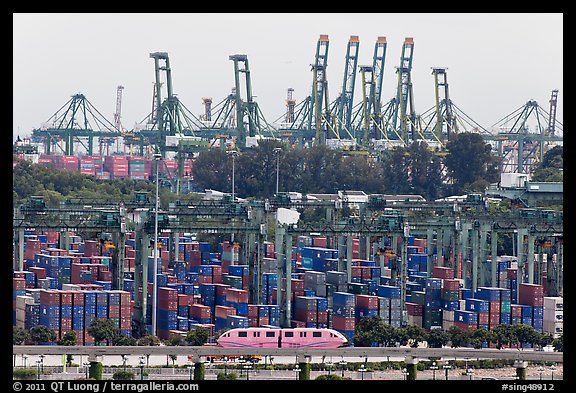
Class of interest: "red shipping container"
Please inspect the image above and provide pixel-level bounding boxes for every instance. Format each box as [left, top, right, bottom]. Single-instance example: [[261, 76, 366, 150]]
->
[[295, 309, 317, 323], [291, 320, 306, 328], [197, 275, 213, 284], [247, 304, 259, 318], [158, 287, 178, 300], [489, 313, 500, 325], [356, 295, 379, 309], [443, 279, 460, 291], [332, 315, 355, 331], [258, 315, 269, 326], [73, 292, 85, 305], [489, 301, 501, 313], [248, 317, 259, 327], [214, 283, 230, 297], [317, 310, 328, 323], [432, 266, 454, 280], [478, 312, 489, 325], [40, 289, 60, 305], [190, 304, 211, 320], [158, 299, 178, 310], [291, 279, 304, 292], [109, 305, 120, 318], [215, 305, 237, 319], [58, 290, 73, 305], [406, 302, 423, 316], [311, 236, 327, 248], [519, 283, 544, 306], [454, 321, 476, 331], [13, 278, 26, 290], [511, 304, 522, 317]]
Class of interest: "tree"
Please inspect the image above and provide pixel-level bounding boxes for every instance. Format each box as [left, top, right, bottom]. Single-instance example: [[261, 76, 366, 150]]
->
[[29, 325, 57, 344], [87, 319, 119, 346], [112, 332, 137, 346], [191, 149, 232, 195], [13, 327, 30, 345], [489, 324, 515, 349], [447, 325, 470, 348], [137, 335, 161, 346], [426, 328, 449, 348], [404, 325, 427, 348], [444, 132, 499, 194], [513, 324, 540, 349], [112, 370, 135, 380], [186, 327, 209, 346], [470, 326, 490, 349], [552, 334, 563, 352]]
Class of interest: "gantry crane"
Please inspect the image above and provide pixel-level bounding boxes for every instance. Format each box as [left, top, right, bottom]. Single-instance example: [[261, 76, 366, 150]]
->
[[31, 93, 121, 156], [328, 35, 360, 142]]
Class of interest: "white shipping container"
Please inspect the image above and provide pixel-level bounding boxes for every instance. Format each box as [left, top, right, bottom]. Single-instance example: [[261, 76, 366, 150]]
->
[[544, 296, 563, 310], [62, 284, 81, 291], [15, 295, 35, 309]]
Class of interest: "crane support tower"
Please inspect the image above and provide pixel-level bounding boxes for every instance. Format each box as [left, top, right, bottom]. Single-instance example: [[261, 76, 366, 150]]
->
[[394, 37, 416, 143], [310, 34, 330, 145], [335, 35, 360, 135]]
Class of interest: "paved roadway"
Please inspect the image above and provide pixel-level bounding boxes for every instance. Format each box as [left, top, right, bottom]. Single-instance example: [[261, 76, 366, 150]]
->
[[13, 345, 563, 364]]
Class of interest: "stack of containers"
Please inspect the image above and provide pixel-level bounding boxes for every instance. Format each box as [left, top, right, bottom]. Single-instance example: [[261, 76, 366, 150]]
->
[[331, 292, 355, 340], [25, 238, 44, 264], [510, 303, 523, 325], [128, 156, 147, 180], [406, 302, 424, 327], [228, 265, 249, 289], [441, 278, 460, 313], [60, 155, 79, 172], [499, 288, 512, 325], [300, 247, 338, 270], [377, 285, 402, 327], [15, 295, 35, 329], [454, 309, 479, 330], [25, 300, 40, 331], [13, 277, 27, 325], [83, 291, 97, 345], [475, 287, 502, 330], [79, 156, 97, 176], [293, 296, 328, 328], [214, 305, 237, 331], [157, 287, 179, 339], [519, 283, 544, 333], [39, 290, 60, 339], [465, 298, 489, 330], [189, 304, 212, 325], [325, 271, 347, 306], [261, 273, 277, 304], [224, 287, 249, 317], [199, 283, 216, 312], [268, 305, 280, 326], [227, 315, 249, 329], [304, 271, 326, 297], [104, 155, 129, 179], [71, 291, 84, 344], [543, 297, 563, 338], [407, 253, 428, 273], [424, 278, 443, 329], [220, 241, 239, 273], [355, 294, 379, 322]]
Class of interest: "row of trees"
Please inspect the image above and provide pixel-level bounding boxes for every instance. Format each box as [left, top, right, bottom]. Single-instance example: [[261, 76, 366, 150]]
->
[[13, 134, 563, 207], [353, 315, 563, 351], [13, 320, 210, 348], [192, 134, 504, 200]]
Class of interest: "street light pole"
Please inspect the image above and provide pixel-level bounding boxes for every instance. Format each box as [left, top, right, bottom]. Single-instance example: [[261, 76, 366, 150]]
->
[[443, 364, 451, 380], [152, 153, 162, 337], [430, 361, 438, 380]]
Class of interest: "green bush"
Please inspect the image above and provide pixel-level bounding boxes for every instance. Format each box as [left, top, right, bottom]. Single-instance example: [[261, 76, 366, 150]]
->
[[216, 372, 238, 380], [13, 368, 37, 380], [315, 374, 345, 380], [112, 370, 135, 380]]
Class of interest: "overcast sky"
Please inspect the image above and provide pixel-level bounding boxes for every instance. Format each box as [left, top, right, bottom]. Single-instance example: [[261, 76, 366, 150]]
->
[[13, 13, 563, 142]]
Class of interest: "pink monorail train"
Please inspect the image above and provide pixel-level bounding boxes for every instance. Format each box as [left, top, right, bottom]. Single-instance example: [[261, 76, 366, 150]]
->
[[216, 327, 348, 348]]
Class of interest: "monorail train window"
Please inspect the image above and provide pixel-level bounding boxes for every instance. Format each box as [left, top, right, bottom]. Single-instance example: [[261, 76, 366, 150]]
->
[[253, 331, 261, 337], [284, 331, 294, 337], [313, 332, 322, 337], [238, 331, 247, 337], [266, 331, 275, 337]]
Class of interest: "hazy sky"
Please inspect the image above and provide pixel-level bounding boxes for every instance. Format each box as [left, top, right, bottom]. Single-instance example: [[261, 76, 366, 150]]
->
[[13, 13, 563, 142]]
